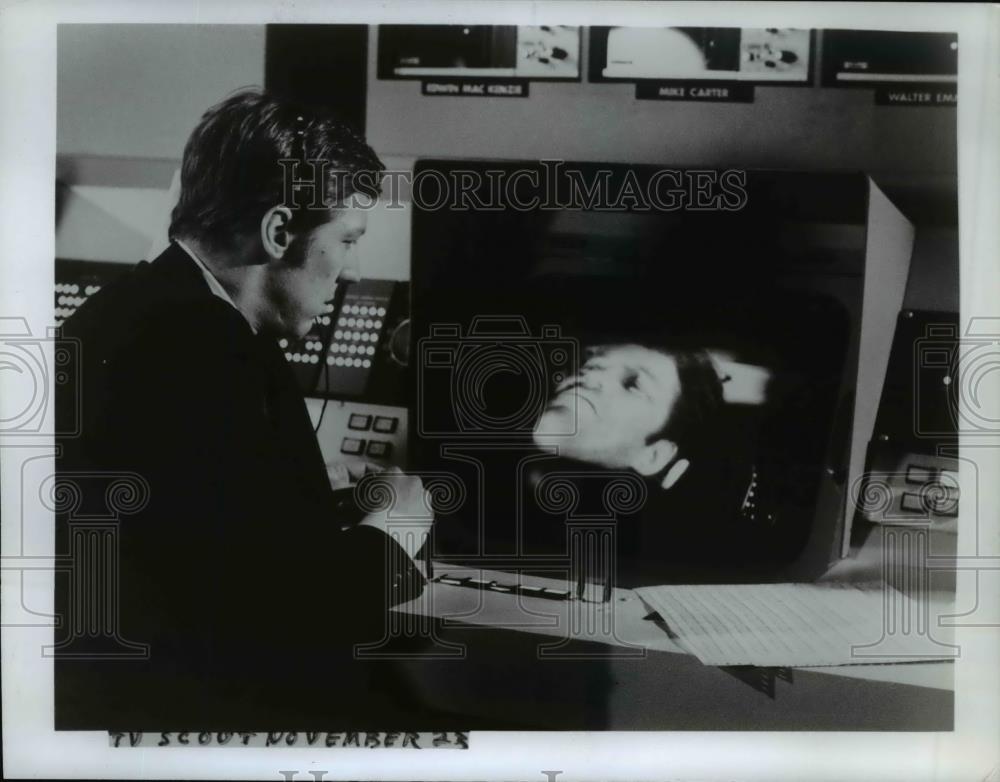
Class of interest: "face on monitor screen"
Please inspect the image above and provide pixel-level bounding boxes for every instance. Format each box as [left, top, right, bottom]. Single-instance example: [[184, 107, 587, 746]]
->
[[411, 163, 858, 586]]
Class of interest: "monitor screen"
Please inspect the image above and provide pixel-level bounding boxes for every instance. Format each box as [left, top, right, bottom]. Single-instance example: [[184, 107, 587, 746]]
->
[[378, 25, 581, 80], [589, 27, 813, 84], [821, 30, 958, 86], [410, 162, 863, 587]]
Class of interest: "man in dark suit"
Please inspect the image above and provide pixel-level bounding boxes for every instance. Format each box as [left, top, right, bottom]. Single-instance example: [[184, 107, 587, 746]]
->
[[55, 90, 430, 729]]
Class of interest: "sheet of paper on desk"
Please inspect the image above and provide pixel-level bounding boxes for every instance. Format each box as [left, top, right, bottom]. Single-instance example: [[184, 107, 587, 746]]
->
[[634, 582, 956, 667]]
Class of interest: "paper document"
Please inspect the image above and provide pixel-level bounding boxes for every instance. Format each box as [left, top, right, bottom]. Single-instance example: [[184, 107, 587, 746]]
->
[[634, 582, 956, 667]]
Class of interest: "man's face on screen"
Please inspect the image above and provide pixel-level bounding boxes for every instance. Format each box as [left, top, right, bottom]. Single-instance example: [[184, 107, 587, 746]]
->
[[533, 344, 682, 474]]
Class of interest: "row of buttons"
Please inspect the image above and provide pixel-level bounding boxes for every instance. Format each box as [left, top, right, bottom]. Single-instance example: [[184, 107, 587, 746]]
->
[[331, 344, 376, 355], [55, 283, 100, 294], [342, 304, 387, 317], [57, 295, 89, 307], [906, 465, 959, 491], [286, 353, 321, 364], [326, 356, 372, 368], [341, 437, 392, 458], [333, 329, 380, 342], [434, 574, 572, 601], [900, 492, 958, 517], [348, 413, 398, 433], [337, 318, 383, 330], [284, 352, 374, 369]]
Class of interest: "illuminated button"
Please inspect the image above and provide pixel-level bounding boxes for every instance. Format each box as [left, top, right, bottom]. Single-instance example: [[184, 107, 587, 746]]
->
[[338, 318, 347, 327], [353, 358, 364, 367], [905, 465, 934, 484], [334, 330, 343, 339], [85, 285, 97, 294], [58, 295, 67, 305], [340, 437, 365, 455], [279, 338, 288, 348], [321, 316, 331, 325], [364, 319, 374, 328], [348, 413, 372, 431], [348, 345, 358, 354], [346, 318, 356, 327], [285, 352, 293, 361], [304, 341, 314, 351], [361, 359, 371, 368], [309, 354, 319, 364], [334, 356, 346, 366], [69, 284, 79, 294], [373, 320, 383, 329], [376, 307, 386, 317], [342, 305, 353, 315], [372, 416, 398, 434], [366, 440, 392, 458], [326, 357, 335, 365], [900, 493, 925, 513], [54, 283, 64, 293], [353, 331, 363, 341], [365, 346, 375, 356], [324, 303, 335, 313]]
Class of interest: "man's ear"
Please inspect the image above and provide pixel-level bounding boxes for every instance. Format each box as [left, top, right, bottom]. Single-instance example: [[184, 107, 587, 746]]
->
[[630, 438, 677, 478], [260, 205, 294, 260]]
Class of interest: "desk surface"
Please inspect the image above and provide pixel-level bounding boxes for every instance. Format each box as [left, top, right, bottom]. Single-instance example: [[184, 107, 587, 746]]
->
[[388, 534, 955, 729]]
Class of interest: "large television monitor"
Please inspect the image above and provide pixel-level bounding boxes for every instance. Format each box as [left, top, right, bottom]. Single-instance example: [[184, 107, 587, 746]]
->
[[409, 161, 912, 587]]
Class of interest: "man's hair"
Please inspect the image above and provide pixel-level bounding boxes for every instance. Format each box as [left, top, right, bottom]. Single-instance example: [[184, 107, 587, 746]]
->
[[169, 89, 385, 251], [646, 347, 725, 462]]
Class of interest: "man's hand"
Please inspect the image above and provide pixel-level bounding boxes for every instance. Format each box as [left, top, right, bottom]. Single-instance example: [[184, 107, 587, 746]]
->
[[356, 467, 434, 562], [326, 460, 384, 491]]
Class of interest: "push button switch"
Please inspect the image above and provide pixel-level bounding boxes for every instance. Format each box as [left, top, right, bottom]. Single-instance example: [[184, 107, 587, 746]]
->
[[348, 413, 372, 431], [373, 416, 398, 434], [340, 437, 365, 455], [900, 493, 925, 513], [366, 440, 392, 458]]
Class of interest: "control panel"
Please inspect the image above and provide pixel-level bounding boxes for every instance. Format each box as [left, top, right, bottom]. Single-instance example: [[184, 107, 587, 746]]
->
[[306, 398, 409, 474], [282, 279, 409, 405], [859, 442, 959, 529], [54, 259, 131, 327]]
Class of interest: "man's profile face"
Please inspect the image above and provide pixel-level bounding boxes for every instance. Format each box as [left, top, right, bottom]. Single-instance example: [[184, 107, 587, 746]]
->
[[264, 205, 368, 338], [533, 344, 682, 471]]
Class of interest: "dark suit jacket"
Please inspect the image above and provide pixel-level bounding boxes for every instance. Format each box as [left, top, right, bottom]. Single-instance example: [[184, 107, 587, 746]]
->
[[55, 243, 422, 729]]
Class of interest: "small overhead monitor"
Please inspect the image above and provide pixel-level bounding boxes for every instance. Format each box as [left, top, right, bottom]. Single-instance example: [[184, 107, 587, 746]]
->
[[589, 27, 813, 84], [821, 30, 958, 86], [378, 25, 581, 81]]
